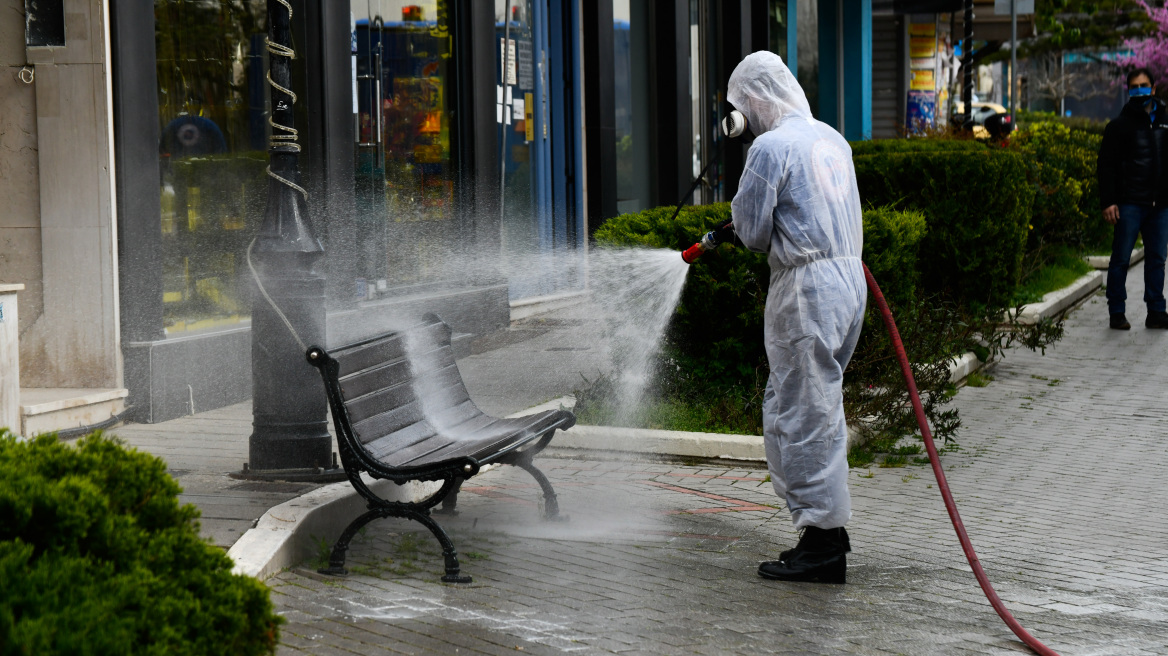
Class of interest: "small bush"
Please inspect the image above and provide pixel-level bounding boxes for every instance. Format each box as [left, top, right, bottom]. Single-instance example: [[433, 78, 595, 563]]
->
[[1008, 121, 1109, 261], [0, 431, 282, 655]]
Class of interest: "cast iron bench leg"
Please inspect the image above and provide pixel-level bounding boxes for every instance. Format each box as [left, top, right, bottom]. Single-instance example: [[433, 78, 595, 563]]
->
[[319, 506, 472, 583], [516, 458, 563, 520], [412, 509, 473, 583], [433, 477, 463, 516], [319, 506, 388, 576]]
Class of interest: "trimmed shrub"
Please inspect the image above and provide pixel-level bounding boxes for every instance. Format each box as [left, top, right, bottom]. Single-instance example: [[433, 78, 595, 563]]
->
[[1016, 109, 1107, 136], [1008, 121, 1109, 257], [848, 139, 988, 155], [0, 432, 281, 655], [852, 149, 1033, 306]]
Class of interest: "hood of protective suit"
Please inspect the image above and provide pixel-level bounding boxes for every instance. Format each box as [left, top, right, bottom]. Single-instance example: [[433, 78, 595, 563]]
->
[[726, 51, 811, 134]]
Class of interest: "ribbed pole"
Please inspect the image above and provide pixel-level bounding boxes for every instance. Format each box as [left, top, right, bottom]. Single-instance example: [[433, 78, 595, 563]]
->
[[247, 0, 331, 474], [962, 0, 974, 131]]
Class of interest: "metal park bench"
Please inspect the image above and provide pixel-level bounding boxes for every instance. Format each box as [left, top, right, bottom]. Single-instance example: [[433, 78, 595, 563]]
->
[[306, 313, 575, 583]]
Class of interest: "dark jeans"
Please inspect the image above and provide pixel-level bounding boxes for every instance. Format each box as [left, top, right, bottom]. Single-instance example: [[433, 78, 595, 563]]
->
[[1107, 203, 1168, 314]]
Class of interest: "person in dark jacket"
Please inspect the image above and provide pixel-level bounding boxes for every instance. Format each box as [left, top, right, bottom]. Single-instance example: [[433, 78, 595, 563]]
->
[[1098, 68, 1168, 330]]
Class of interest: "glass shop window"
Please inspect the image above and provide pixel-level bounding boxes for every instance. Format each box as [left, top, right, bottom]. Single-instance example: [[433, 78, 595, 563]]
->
[[353, 1, 458, 292], [155, 0, 275, 334], [613, 0, 652, 214], [768, 1, 789, 62], [495, 0, 537, 258]]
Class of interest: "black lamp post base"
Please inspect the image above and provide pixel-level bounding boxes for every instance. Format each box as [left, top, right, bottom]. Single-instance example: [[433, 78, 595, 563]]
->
[[248, 423, 332, 471], [232, 464, 347, 483]]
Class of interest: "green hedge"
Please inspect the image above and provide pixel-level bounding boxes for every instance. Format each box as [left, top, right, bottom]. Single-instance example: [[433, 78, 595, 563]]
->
[[852, 149, 1033, 306], [848, 139, 988, 155], [0, 432, 281, 655], [1016, 109, 1107, 136]]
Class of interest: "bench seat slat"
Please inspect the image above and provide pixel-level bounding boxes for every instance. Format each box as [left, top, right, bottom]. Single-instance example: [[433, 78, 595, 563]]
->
[[332, 321, 451, 375], [395, 409, 567, 468], [363, 421, 439, 460], [345, 381, 416, 426], [352, 400, 427, 443]]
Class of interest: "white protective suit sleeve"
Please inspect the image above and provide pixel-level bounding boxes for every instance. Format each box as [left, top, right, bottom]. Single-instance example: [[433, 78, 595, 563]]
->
[[727, 51, 867, 531]]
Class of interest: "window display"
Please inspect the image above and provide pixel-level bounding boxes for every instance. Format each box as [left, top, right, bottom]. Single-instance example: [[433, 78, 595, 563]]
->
[[155, 0, 272, 333]]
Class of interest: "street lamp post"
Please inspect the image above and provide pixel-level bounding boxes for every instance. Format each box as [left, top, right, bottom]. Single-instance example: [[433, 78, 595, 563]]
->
[[246, 0, 332, 475], [962, 0, 974, 132]]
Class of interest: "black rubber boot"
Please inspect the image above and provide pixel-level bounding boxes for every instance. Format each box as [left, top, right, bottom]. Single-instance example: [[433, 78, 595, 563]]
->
[[1146, 311, 1168, 329], [1110, 313, 1131, 330], [758, 527, 850, 584]]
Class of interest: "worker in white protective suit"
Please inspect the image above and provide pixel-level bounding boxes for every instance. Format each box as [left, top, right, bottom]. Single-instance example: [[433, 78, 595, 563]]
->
[[726, 51, 866, 584]]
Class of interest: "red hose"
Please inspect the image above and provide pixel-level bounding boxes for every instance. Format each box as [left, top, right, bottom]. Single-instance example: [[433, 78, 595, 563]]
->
[[862, 263, 1060, 656]]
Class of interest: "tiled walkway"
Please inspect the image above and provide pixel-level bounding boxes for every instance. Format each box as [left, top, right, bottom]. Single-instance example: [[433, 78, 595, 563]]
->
[[269, 287, 1168, 655]]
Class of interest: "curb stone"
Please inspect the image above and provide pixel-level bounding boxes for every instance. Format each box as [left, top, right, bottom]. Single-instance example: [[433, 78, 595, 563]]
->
[[227, 476, 440, 580], [1084, 247, 1142, 270], [1011, 271, 1103, 325]]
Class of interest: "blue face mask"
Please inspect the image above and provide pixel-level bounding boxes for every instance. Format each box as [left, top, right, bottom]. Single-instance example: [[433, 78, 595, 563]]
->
[[1130, 86, 1154, 98]]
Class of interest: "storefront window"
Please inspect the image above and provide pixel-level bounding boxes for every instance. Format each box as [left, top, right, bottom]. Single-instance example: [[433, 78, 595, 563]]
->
[[613, 0, 652, 215], [155, 1, 270, 334], [768, 1, 789, 61], [495, 0, 537, 257], [796, 0, 819, 117], [353, 1, 457, 291]]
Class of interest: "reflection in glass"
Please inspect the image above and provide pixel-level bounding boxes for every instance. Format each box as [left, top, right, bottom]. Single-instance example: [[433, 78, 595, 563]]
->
[[155, 1, 269, 334], [613, 0, 651, 215], [353, 1, 458, 293]]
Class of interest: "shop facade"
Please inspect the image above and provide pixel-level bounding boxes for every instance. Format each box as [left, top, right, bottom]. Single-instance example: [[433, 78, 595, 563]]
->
[[1, 0, 878, 429]]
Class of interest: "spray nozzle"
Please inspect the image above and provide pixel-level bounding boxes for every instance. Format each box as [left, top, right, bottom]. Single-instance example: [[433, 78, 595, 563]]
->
[[681, 222, 736, 264]]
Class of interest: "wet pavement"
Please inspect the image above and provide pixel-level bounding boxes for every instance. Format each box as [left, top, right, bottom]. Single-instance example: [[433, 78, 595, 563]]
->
[[268, 286, 1168, 655]]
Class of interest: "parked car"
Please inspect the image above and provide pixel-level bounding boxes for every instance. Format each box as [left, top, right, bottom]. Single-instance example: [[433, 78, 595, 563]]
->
[[952, 101, 1015, 139]]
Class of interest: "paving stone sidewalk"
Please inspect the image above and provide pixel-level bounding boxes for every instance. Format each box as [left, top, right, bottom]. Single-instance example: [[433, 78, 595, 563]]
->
[[269, 285, 1168, 655]]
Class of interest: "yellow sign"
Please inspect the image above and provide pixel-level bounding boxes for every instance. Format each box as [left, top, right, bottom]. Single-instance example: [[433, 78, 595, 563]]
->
[[524, 92, 534, 142], [910, 36, 936, 59], [908, 22, 935, 37], [910, 69, 935, 91]]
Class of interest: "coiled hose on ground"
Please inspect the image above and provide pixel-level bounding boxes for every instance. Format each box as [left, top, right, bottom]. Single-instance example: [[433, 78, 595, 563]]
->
[[862, 262, 1060, 656]]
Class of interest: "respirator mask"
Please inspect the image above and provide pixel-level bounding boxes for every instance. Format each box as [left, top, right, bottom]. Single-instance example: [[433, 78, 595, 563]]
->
[[1129, 86, 1153, 99], [722, 108, 754, 144]]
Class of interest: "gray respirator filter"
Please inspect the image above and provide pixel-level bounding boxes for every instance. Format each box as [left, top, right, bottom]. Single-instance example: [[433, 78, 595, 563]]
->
[[721, 110, 748, 139]]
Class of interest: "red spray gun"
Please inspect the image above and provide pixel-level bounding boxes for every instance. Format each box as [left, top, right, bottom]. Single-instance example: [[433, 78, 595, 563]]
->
[[681, 221, 737, 264]]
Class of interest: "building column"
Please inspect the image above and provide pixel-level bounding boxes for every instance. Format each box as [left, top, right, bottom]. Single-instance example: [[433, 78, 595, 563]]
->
[[841, 0, 872, 140], [816, 0, 871, 140], [582, 0, 617, 234], [21, 0, 122, 390], [817, 0, 841, 129]]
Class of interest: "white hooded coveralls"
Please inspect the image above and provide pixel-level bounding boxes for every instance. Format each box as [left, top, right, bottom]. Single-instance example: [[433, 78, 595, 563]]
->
[[728, 52, 867, 530]]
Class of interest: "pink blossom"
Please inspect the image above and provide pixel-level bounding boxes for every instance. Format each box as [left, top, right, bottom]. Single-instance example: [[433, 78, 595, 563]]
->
[[1118, 0, 1168, 83]]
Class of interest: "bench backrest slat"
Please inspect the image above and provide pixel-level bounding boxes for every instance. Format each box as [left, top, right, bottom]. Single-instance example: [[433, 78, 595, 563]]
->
[[340, 359, 411, 401], [345, 364, 469, 431], [333, 334, 407, 378]]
